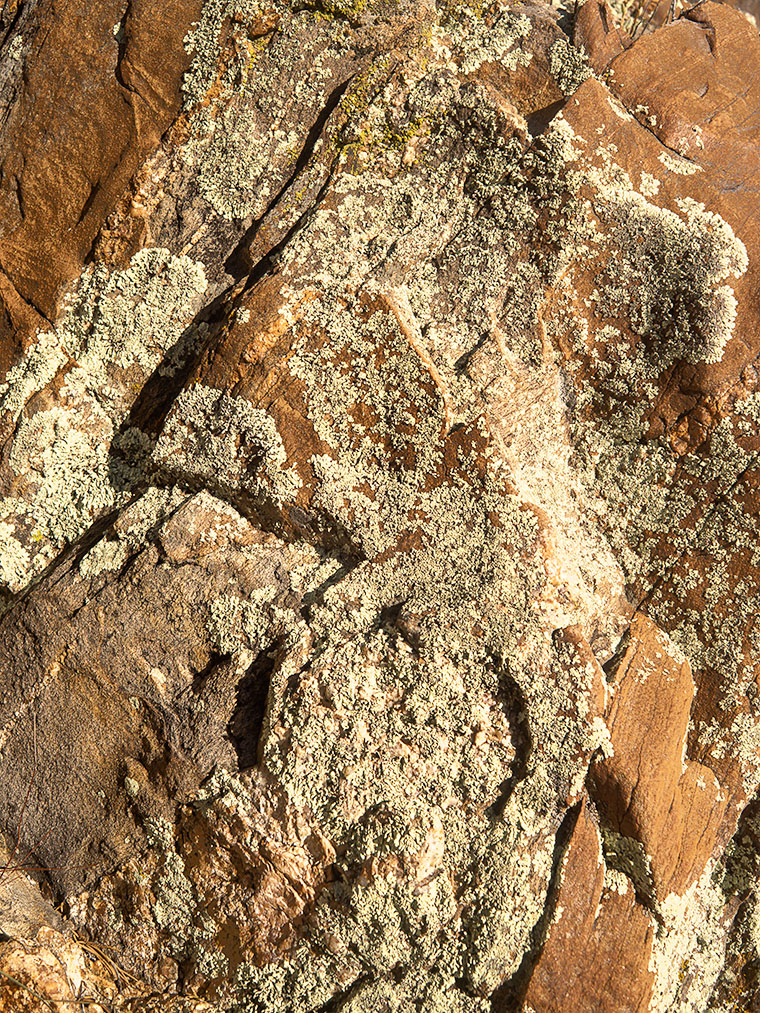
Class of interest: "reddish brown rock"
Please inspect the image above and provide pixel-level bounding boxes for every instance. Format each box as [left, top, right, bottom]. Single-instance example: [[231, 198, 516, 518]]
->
[[589, 615, 727, 899], [0, 268, 46, 375], [523, 800, 655, 1013], [0, 0, 201, 336], [1, 1, 760, 1011], [475, 1, 568, 133], [574, 0, 632, 73], [609, 1, 760, 176]]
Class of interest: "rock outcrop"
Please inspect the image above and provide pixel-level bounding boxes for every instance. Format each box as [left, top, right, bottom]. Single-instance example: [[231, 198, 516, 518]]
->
[[0, 0, 759, 1010]]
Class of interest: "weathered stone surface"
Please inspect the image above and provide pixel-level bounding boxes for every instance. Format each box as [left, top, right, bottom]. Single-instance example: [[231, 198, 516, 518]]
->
[[522, 800, 655, 1012], [589, 615, 726, 901], [0, 926, 216, 1011], [1, 0, 760, 1010], [574, 0, 631, 72], [0, 0, 201, 326], [0, 836, 65, 941]]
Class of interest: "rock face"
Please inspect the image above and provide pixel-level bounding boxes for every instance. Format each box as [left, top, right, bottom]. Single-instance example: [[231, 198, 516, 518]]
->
[[0, 0, 759, 1010]]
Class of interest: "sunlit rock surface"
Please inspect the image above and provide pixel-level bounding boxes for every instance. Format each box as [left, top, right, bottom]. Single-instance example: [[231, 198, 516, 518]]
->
[[1, 0, 760, 1010]]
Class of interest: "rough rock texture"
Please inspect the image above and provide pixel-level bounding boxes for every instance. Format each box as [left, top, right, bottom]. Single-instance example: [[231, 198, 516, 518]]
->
[[1, 0, 760, 1010]]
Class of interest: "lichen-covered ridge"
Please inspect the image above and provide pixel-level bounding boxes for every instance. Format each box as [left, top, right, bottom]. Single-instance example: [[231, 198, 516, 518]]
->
[[1, 1, 760, 1011]]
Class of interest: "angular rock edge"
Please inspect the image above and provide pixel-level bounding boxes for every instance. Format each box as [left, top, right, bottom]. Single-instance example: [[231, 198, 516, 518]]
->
[[1, 0, 760, 1010]]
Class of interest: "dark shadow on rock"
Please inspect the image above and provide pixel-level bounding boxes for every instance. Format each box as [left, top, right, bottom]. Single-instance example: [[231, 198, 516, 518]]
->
[[527, 99, 566, 136], [228, 648, 278, 771], [486, 666, 533, 820]]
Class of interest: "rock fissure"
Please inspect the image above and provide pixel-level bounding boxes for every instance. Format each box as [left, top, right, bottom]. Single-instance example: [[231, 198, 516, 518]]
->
[[1, 1, 760, 1010]]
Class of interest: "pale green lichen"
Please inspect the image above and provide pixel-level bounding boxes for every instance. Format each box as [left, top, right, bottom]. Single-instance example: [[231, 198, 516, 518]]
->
[[727, 711, 760, 795], [142, 814, 221, 968], [266, 633, 514, 825], [601, 827, 656, 908], [233, 950, 350, 1013], [511, 112, 755, 700], [658, 149, 702, 175], [256, 614, 611, 999], [0, 328, 68, 422], [603, 866, 630, 895], [324, 872, 457, 974], [583, 181, 747, 367], [455, 11, 533, 75], [195, 946, 231, 980], [155, 385, 302, 507], [144, 820, 197, 942], [0, 520, 31, 590], [124, 776, 141, 798], [184, 2, 355, 221], [183, 0, 538, 228], [78, 538, 129, 579], [163, 47, 757, 1013], [649, 863, 731, 1013], [0, 249, 206, 595], [702, 814, 760, 1009], [114, 486, 190, 548], [61, 247, 207, 382], [182, 0, 271, 110], [640, 170, 660, 196], [334, 974, 488, 1013], [459, 826, 556, 992], [207, 588, 279, 654], [195, 100, 306, 221], [216, 66, 760, 1007], [548, 37, 591, 97]]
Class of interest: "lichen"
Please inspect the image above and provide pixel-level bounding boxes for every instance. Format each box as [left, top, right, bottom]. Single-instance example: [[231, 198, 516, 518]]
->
[[504, 109, 755, 715], [207, 588, 279, 653], [183, 2, 358, 223], [649, 863, 731, 1013], [0, 249, 206, 595], [262, 631, 518, 840], [548, 37, 591, 97], [582, 177, 747, 367], [114, 486, 190, 548], [454, 10, 533, 75], [0, 520, 31, 590], [20, 5, 760, 1008], [658, 149, 702, 175], [332, 974, 488, 1013], [143, 817, 198, 946], [182, 0, 274, 110], [601, 827, 656, 908], [0, 328, 67, 421], [61, 247, 207, 382], [196, 61, 759, 1006], [78, 537, 129, 579], [155, 385, 302, 507]]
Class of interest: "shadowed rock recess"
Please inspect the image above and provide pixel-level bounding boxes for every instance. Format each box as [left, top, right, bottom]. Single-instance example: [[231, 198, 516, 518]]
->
[[1, 0, 760, 1009]]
